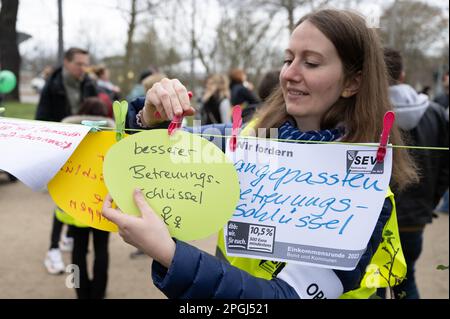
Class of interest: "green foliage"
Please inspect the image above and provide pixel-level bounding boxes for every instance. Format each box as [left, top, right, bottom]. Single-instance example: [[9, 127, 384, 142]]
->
[[379, 230, 404, 298], [436, 265, 449, 270]]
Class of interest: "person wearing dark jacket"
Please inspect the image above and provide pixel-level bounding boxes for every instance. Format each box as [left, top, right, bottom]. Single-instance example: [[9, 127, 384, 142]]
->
[[35, 47, 98, 122], [200, 74, 232, 124], [229, 68, 260, 122], [239, 69, 281, 123], [102, 9, 419, 299], [37, 48, 98, 276], [434, 71, 449, 110], [433, 71, 449, 216], [382, 48, 449, 299], [229, 68, 260, 107]]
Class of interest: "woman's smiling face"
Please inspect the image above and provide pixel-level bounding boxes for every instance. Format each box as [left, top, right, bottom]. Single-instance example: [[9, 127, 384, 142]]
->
[[280, 20, 345, 131]]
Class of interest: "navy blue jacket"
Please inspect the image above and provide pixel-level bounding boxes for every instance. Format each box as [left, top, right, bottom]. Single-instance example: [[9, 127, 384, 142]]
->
[[128, 98, 392, 299]]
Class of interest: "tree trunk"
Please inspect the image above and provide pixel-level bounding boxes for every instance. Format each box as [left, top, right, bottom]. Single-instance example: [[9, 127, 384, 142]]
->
[[123, 0, 137, 94], [286, 0, 295, 32], [190, 0, 196, 89], [0, 0, 21, 101], [57, 0, 64, 65]]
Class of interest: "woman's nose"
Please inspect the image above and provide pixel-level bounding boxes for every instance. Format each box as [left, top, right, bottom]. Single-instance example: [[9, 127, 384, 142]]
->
[[282, 62, 303, 83]]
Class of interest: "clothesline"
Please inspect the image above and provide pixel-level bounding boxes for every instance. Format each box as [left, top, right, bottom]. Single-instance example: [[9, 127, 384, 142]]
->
[[92, 126, 450, 151]]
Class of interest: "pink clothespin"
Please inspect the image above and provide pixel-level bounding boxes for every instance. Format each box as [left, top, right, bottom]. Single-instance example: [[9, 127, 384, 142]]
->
[[229, 105, 242, 152], [376, 111, 395, 163], [168, 91, 193, 136]]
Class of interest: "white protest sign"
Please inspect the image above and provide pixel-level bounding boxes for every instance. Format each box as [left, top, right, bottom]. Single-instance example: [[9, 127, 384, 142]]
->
[[0, 117, 91, 191], [225, 137, 392, 270]]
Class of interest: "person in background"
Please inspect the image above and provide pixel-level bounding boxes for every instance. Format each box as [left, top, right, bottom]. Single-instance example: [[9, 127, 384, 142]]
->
[[258, 69, 281, 101], [126, 67, 158, 103], [142, 73, 167, 98], [35, 48, 97, 122], [419, 86, 431, 97], [38, 47, 98, 275], [229, 68, 260, 107], [88, 65, 119, 118], [200, 74, 232, 124], [61, 96, 114, 299], [94, 65, 120, 101], [380, 48, 449, 299], [434, 71, 449, 110], [433, 71, 449, 215], [242, 69, 281, 123], [31, 65, 54, 94], [62, 96, 115, 127]]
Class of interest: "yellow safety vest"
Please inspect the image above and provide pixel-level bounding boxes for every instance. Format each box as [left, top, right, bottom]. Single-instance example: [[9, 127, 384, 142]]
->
[[216, 122, 406, 299], [55, 207, 88, 228]]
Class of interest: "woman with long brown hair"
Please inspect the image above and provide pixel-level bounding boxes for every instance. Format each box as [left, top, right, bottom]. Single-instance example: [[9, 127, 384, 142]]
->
[[103, 9, 418, 299]]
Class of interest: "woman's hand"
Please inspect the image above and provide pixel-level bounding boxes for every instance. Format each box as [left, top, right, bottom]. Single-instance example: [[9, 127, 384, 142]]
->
[[142, 78, 196, 124], [101, 189, 176, 268]]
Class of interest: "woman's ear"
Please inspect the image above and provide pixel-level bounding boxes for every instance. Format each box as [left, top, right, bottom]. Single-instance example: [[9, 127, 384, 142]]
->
[[341, 71, 362, 98]]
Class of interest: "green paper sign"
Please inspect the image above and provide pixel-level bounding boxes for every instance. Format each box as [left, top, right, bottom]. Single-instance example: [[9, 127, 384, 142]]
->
[[103, 129, 240, 241]]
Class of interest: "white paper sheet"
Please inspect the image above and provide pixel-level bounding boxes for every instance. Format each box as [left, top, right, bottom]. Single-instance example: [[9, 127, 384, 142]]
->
[[0, 117, 91, 191], [225, 137, 392, 270]]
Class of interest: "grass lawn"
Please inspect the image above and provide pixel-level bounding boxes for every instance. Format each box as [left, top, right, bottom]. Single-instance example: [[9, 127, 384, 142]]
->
[[1, 101, 37, 120]]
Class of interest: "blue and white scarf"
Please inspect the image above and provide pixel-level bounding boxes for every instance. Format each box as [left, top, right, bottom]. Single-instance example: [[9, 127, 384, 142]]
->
[[278, 121, 344, 142]]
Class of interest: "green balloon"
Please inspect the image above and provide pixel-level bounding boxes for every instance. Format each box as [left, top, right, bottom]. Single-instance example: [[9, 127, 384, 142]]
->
[[0, 70, 17, 94]]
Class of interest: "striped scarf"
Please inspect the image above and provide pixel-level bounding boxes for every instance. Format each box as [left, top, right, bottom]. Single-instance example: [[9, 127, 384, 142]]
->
[[278, 121, 344, 142]]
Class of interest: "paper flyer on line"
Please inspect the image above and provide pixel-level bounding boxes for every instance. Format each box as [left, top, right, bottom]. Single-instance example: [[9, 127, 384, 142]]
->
[[225, 137, 392, 270], [0, 117, 91, 191]]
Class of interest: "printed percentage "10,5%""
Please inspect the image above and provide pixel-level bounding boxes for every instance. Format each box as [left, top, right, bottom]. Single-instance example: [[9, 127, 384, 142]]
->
[[249, 225, 274, 237]]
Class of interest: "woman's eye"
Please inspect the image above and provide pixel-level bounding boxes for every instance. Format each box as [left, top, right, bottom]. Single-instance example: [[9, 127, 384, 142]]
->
[[304, 61, 319, 68], [283, 59, 293, 65]]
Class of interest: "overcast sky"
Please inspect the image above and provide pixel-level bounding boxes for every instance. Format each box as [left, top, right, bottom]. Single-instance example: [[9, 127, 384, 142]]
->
[[17, 0, 127, 58], [15, 0, 449, 60]]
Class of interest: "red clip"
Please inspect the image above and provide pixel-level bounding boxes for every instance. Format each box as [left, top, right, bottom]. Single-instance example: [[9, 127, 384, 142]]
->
[[229, 105, 242, 152], [376, 111, 395, 163], [168, 91, 193, 136]]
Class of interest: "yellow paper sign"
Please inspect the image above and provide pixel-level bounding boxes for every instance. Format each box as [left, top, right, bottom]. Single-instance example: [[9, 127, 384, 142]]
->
[[48, 131, 119, 232], [103, 129, 240, 241]]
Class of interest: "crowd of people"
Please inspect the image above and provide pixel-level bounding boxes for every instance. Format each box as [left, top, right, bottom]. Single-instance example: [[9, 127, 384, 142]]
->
[[3, 6, 448, 300]]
